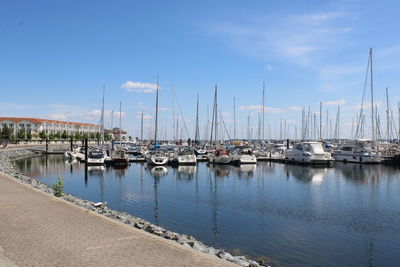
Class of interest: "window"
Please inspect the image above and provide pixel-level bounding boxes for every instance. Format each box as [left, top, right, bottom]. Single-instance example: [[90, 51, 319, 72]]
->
[[295, 144, 302, 150]]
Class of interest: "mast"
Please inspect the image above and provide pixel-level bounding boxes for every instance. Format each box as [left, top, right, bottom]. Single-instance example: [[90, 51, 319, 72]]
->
[[194, 93, 200, 143], [319, 102, 322, 141], [370, 48, 375, 140], [398, 101, 400, 143], [209, 86, 216, 144], [172, 88, 175, 141], [119, 101, 122, 141], [215, 85, 218, 143], [154, 76, 159, 148], [262, 81, 265, 140], [233, 97, 236, 140], [100, 85, 105, 146], [140, 109, 144, 144], [386, 87, 390, 141]]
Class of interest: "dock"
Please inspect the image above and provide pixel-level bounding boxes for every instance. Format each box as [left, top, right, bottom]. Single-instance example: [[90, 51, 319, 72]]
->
[[0, 173, 235, 267]]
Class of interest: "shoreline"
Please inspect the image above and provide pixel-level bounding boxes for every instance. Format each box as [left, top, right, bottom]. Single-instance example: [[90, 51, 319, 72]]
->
[[0, 146, 271, 267]]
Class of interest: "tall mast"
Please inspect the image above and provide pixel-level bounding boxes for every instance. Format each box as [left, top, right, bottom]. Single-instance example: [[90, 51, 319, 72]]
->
[[119, 101, 122, 141], [172, 88, 175, 141], [154, 75, 159, 148], [386, 87, 390, 141], [370, 48, 375, 140], [398, 101, 400, 142], [140, 109, 144, 143], [215, 85, 218, 143], [319, 102, 322, 141], [194, 93, 200, 143], [233, 97, 236, 140], [209, 87, 216, 144], [262, 81, 265, 140], [100, 85, 105, 145]]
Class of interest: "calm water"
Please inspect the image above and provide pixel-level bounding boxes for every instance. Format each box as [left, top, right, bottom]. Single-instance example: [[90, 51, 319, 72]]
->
[[15, 155, 400, 267]]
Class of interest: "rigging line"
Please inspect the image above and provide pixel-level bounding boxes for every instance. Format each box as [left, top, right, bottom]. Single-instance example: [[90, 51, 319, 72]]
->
[[218, 109, 231, 141], [355, 52, 371, 139], [173, 91, 190, 139]]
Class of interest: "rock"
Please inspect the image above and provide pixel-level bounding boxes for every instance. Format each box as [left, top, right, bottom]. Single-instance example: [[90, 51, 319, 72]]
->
[[192, 242, 209, 253], [134, 222, 144, 229], [177, 235, 189, 244]]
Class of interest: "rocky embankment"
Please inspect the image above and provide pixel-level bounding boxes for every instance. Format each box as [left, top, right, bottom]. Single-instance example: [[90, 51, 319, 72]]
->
[[0, 147, 272, 267]]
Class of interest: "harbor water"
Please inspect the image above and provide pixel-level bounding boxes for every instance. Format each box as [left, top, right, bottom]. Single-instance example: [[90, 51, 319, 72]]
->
[[15, 155, 400, 267]]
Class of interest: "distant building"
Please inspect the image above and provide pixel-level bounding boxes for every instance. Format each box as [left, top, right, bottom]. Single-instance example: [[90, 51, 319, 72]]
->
[[108, 127, 128, 141], [0, 117, 100, 138]]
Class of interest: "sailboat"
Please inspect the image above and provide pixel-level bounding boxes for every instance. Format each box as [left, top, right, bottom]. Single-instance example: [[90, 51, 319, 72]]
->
[[208, 85, 232, 164], [331, 48, 382, 164], [111, 101, 129, 166], [147, 76, 169, 166]]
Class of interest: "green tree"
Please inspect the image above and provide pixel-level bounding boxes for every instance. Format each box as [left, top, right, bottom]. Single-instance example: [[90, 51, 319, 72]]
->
[[1, 125, 11, 140], [26, 130, 32, 140], [74, 132, 81, 140], [54, 131, 61, 140], [52, 176, 64, 197], [95, 132, 101, 141], [61, 131, 68, 140], [18, 129, 25, 140], [90, 133, 95, 140], [48, 133, 55, 141], [39, 130, 47, 140]]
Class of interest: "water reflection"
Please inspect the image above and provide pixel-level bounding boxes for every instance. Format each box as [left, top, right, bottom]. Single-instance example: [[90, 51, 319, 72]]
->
[[146, 165, 168, 178], [208, 164, 231, 177], [235, 164, 256, 178], [14, 156, 400, 267], [177, 165, 196, 180], [284, 164, 331, 184]]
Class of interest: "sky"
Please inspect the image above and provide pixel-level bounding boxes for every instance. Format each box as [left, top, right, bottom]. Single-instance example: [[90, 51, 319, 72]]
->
[[1, 0, 400, 140]]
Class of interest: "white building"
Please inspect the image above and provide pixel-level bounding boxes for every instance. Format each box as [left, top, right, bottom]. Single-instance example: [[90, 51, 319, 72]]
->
[[0, 117, 100, 138]]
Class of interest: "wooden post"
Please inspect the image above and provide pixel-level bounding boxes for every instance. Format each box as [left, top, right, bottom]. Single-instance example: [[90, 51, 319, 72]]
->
[[46, 138, 49, 151], [85, 138, 88, 163], [286, 139, 290, 149], [70, 138, 73, 152]]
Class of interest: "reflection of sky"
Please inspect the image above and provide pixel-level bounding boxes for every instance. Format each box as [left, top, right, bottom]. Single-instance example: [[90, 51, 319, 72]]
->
[[15, 156, 400, 267]]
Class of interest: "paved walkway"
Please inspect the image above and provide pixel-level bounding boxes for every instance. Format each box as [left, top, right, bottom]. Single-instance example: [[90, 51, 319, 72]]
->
[[0, 174, 235, 267]]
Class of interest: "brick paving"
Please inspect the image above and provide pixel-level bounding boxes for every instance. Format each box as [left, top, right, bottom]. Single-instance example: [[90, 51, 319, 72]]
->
[[0, 174, 235, 267]]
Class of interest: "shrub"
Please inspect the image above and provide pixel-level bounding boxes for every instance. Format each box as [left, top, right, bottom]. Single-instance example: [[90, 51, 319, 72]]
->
[[52, 176, 64, 197]]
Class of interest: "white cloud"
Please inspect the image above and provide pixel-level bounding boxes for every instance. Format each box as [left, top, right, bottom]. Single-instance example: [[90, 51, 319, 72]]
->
[[136, 115, 152, 120], [213, 11, 352, 66], [47, 114, 68, 121], [239, 105, 284, 113], [220, 112, 231, 116], [288, 106, 303, 112], [323, 99, 347, 106], [346, 102, 382, 110], [122, 81, 159, 93]]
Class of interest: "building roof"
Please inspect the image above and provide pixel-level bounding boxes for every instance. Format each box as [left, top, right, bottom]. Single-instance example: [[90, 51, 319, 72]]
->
[[0, 117, 99, 127]]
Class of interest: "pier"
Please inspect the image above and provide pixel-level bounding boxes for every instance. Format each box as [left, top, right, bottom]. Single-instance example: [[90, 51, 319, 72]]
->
[[0, 173, 235, 267]]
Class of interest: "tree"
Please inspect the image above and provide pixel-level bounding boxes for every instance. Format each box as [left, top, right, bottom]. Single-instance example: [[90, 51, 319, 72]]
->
[[61, 131, 68, 140], [95, 132, 101, 141], [39, 130, 47, 140], [26, 130, 32, 140], [54, 131, 61, 140], [17, 129, 25, 140], [1, 125, 11, 140], [49, 133, 55, 141], [105, 133, 112, 141], [74, 132, 81, 140], [90, 133, 95, 140]]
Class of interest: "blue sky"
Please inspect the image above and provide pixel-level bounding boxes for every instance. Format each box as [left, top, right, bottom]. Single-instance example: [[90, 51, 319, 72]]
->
[[1, 0, 400, 139]]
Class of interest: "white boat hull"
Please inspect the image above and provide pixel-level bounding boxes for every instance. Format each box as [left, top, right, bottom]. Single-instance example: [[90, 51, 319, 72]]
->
[[331, 153, 381, 163]]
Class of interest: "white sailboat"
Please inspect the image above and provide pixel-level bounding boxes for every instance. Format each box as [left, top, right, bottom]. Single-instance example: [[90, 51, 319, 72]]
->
[[147, 76, 169, 166]]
